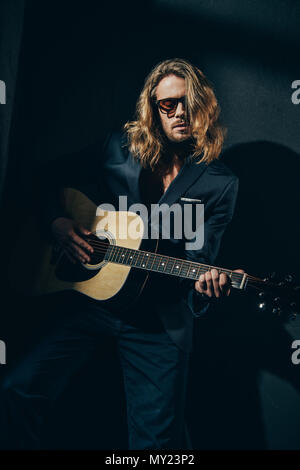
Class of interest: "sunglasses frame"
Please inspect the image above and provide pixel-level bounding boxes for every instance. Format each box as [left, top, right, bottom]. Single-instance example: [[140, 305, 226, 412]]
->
[[155, 96, 186, 116]]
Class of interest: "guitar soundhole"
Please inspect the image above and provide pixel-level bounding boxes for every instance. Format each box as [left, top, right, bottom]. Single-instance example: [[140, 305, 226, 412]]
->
[[85, 233, 110, 266], [54, 233, 110, 282]]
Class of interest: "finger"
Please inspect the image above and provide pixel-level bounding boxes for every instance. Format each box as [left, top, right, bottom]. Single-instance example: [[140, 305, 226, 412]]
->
[[219, 272, 231, 295], [195, 274, 206, 293], [211, 269, 220, 298], [68, 241, 91, 263], [204, 271, 213, 297], [71, 231, 94, 254], [77, 224, 92, 237], [64, 244, 85, 264], [234, 269, 245, 274], [62, 247, 77, 264]]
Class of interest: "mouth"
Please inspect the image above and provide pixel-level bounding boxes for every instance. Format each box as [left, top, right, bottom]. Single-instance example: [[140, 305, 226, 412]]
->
[[173, 123, 188, 129]]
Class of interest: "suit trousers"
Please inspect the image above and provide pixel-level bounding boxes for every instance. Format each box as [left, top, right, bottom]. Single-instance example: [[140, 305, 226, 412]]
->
[[0, 295, 191, 449]]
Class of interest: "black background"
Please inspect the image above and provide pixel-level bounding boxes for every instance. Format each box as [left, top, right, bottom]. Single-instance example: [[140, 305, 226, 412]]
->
[[0, 0, 300, 449]]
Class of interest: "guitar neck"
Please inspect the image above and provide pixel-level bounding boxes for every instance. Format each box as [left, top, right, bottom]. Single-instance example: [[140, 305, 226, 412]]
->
[[105, 244, 249, 291]]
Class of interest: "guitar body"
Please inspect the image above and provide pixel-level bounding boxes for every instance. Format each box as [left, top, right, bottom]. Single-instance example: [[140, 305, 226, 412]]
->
[[10, 188, 155, 312]]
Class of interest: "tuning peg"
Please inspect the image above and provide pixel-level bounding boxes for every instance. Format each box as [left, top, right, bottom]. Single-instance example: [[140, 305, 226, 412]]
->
[[272, 307, 281, 315], [258, 301, 267, 311], [285, 274, 293, 283], [289, 302, 298, 319], [258, 292, 265, 298], [264, 272, 278, 282], [274, 297, 281, 303]]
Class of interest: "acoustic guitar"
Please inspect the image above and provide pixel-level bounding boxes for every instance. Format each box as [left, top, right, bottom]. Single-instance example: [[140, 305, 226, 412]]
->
[[10, 188, 300, 317]]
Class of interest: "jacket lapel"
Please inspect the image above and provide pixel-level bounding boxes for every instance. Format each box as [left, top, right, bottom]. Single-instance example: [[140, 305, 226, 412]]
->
[[125, 143, 208, 222], [150, 155, 208, 221]]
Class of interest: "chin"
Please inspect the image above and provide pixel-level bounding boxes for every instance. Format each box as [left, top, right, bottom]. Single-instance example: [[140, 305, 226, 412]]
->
[[171, 133, 190, 143]]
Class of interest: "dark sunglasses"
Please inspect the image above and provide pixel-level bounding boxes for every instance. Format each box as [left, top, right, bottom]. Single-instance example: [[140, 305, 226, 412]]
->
[[155, 96, 186, 117]]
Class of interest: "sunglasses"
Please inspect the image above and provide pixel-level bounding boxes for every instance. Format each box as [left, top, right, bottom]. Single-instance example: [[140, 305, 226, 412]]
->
[[155, 96, 186, 117]]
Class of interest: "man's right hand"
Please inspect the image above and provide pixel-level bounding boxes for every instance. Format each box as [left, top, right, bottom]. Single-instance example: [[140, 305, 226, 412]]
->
[[51, 217, 94, 264]]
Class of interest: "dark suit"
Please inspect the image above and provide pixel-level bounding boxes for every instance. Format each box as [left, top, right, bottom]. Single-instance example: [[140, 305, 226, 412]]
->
[[0, 130, 238, 449], [40, 130, 239, 353]]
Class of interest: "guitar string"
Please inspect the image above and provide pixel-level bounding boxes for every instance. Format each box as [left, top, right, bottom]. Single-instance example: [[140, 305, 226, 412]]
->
[[72, 246, 243, 282], [65, 241, 295, 292], [85, 238, 258, 282], [78, 237, 280, 286], [83, 237, 263, 281], [63, 237, 273, 287], [71, 237, 298, 290], [83, 239, 241, 278]]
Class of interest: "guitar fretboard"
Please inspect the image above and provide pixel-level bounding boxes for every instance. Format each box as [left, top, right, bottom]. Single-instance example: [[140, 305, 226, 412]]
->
[[105, 244, 247, 290]]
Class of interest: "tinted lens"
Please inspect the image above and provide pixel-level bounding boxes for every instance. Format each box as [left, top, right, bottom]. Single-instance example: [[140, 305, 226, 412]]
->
[[159, 98, 178, 112]]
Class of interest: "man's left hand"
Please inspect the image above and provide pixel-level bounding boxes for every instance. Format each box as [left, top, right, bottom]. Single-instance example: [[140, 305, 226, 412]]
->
[[195, 268, 245, 298]]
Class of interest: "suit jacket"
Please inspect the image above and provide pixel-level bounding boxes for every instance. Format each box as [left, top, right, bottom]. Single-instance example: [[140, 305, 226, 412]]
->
[[39, 130, 239, 353]]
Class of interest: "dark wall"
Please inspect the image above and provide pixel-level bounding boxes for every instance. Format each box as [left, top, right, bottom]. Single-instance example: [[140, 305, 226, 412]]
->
[[1, 0, 300, 449]]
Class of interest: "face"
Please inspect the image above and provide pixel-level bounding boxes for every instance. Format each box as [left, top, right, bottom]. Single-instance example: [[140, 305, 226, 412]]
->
[[155, 74, 191, 143]]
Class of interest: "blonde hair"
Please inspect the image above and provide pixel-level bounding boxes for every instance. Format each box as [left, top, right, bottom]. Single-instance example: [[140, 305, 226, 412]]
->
[[124, 58, 226, 169]]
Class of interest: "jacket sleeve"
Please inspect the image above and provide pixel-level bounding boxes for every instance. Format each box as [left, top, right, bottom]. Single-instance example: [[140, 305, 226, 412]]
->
[[179, 176, 239, 318], [36, 134, 111, 238]]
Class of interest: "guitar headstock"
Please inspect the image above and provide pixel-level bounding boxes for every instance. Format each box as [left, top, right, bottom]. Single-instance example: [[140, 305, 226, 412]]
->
[[255, 272, 300, 320]]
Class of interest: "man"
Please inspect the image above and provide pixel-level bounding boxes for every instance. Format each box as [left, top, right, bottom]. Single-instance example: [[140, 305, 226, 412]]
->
[[1, 58, 242, 449]]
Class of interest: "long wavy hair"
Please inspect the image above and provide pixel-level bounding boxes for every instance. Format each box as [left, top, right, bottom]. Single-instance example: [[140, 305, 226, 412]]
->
[[124, 58, 226, 169]]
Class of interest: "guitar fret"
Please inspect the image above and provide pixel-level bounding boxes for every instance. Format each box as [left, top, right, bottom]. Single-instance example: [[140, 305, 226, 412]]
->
[[111, 246, 118, 263], [194, 266, 201, 280], [176, 261, 184, 277], [170, 258, 176, 274], [186, 264, 191, 278], [157, 255, 167, 273], [117, 247, 124, 264], [131, 249, 139, 267], [153, 254, 162, 272], [186, 263, 192, 279], [141, 252, 148, 269], [134, 249, 142, 268], [180, 262, 189, 277], [118, 247, 125, 265], [144, 252, 152, 270], [165, 258, 173, 274], [172, 259, 181, 275], [124, 247, 132, 266], [127, 249, 134, 266], [140, 252, 146, 268], [148, 253, 156, 271], [153, 254, 160, 272]]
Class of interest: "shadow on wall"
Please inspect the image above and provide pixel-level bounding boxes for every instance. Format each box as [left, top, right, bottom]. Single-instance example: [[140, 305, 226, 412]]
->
[[187, 141, 300, 450]]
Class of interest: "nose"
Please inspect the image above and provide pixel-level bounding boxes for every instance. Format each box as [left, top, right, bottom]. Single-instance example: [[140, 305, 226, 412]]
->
[[175, 101, 186, 119]]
